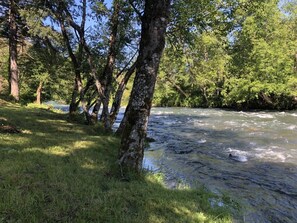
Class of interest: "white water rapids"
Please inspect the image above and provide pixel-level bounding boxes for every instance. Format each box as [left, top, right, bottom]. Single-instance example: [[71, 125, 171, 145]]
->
[[142, 108, 297, 223]]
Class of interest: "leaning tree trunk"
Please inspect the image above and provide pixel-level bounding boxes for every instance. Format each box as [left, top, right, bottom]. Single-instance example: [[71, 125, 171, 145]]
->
[[110, 62, 136, 127], [100, 0, 120, 131], [8, 0, 19, 102], [118, 0, 170, 172], [60, 21, 86, 117], [56, 0, 88, 118]]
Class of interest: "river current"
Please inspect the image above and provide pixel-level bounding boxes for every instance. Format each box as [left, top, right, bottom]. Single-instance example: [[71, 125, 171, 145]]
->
[[141, 108, 297, 223], [51, 102, 297, 222]]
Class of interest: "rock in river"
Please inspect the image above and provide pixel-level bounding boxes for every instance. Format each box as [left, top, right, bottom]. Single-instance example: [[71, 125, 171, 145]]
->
[[229, 153, 248, 162]]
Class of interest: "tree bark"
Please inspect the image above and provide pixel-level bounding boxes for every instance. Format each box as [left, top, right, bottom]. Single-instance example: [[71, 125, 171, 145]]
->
[[8, 0, 19, 102], [35, 81, 43, 104], [0, 76, 4, 94], [118, 0, 170, 172]]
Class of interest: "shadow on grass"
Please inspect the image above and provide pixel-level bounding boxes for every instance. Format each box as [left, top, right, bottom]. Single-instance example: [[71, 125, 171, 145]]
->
[[0, 105, 231, 223]]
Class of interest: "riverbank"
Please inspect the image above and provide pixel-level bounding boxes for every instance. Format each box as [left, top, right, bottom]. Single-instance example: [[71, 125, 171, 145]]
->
[[0, 101, 232, 222]]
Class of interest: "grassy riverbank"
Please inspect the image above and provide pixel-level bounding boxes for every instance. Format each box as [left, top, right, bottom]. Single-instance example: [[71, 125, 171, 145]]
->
[[0, 100, 232, 222]]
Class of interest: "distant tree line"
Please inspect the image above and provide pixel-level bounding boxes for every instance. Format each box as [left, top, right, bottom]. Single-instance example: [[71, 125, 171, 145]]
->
[[155, 0, 297, 110]]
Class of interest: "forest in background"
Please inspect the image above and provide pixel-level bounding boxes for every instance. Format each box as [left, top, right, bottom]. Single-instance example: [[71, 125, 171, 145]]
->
[[0, 0, 296, 112], [155, 0, 297, 109]]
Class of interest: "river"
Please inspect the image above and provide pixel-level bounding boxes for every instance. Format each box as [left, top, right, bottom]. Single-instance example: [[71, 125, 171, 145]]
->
[[50, 102, 297, 222], [140, 108, 297, 223]]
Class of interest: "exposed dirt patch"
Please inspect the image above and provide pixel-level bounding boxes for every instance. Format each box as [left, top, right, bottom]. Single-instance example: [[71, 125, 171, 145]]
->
[[0, 117, 21, 134], [0, 125, 21, 134]]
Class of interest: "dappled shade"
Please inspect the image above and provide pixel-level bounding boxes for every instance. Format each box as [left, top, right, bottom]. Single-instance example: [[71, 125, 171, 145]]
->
[[0, 104, 232, 222]]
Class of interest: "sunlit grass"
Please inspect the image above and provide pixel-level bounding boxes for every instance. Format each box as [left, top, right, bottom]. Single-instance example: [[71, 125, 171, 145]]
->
[[0, 102, 233, 222]]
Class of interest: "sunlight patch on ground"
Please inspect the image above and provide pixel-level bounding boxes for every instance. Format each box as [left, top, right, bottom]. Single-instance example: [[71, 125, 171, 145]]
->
[[81, 159, 97, 170], [0, 117, 8, 122], [47, 146, 69, 156], [21, 129, 33, 134], [0, 136, 30, 146], [145, 173, 165, 185], [0, 103, 233, 223], [22, 147, 69, 156], [174, 205, 208, 222], [73, 140, 95, 150], [193, 212, 208, 222]]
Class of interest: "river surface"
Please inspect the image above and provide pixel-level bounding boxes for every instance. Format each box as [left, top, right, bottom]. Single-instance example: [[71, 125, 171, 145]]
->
[[51, 102, 297, 223], [139, 108, 297, 223]]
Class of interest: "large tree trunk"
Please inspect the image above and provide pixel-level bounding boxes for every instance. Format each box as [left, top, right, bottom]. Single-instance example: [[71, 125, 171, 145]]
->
[[118, 0, 170, 172], [100, 0, 120, 131], [8, 0, 19, 102]]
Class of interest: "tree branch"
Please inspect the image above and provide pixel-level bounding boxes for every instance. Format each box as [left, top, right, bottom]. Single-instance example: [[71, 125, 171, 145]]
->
[[116, 50, 138, 79], [129, 0, 143, 19], [166, 76, 189, 98]]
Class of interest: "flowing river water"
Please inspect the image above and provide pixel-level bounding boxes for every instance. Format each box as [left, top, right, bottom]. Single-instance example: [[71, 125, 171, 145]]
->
[[51, 102, 297, 222], [140, 108, 297, 223]]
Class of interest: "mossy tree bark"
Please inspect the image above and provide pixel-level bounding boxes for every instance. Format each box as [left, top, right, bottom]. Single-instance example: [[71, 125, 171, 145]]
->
[[118, 0, 171, 172]]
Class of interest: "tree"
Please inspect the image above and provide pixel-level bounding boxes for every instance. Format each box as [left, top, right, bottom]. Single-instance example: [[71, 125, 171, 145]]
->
[[109, 61, 136, 126], [118, 0, 171, 173], [56, 0, 89, 116], [154, 0, 297, 110], [224, 0, 297, 109], [0, 38, 9, 95], [8, 0, 19, 101], [18, 38, 73, 104], [93, 0, 121, 129], [43, 0, 137, 129], [154, 0, 241, 108], [155, 32, 229, 108]]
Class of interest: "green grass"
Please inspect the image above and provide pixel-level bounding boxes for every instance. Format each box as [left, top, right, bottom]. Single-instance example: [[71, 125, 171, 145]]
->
[[0, 101, 233, 223]]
